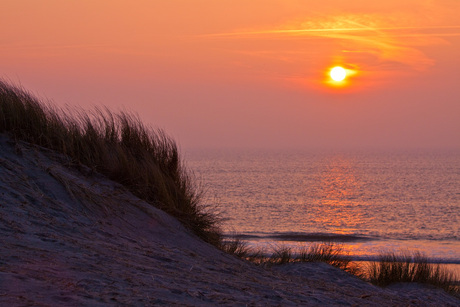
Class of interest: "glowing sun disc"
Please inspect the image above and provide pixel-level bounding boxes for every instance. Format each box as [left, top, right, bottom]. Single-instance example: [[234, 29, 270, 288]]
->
[[330, 66, 346, 82]]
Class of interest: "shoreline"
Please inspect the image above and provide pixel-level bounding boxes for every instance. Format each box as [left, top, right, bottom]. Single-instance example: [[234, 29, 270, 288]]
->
[[235, 237, 460, 263], [226, 238, 460, 280]]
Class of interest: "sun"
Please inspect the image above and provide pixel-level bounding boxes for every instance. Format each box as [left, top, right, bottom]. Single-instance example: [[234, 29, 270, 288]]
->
[[330, 66, 347, 82]]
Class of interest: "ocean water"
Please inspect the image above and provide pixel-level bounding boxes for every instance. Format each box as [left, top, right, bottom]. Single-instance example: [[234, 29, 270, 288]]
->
[[186, 150, 459, 264]]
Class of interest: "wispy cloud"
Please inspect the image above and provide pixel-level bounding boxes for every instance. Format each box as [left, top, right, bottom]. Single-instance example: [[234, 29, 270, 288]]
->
[[201, 14, 460, 72], [204, 25, 460, 37]]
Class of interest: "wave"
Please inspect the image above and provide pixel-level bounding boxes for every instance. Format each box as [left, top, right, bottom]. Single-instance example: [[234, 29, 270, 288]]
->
[[227, 232, 375, 242], [226, 231, 459, 242], [224, 232, 460, 264], [349, 256, 460, 265]]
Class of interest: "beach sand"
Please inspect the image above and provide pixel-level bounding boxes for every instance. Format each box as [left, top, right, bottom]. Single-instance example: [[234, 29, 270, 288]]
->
[[0, 134, 458, 306]]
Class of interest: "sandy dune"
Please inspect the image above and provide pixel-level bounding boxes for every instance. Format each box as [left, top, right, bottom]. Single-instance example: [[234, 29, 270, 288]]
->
[[0, 134, 458, 306]]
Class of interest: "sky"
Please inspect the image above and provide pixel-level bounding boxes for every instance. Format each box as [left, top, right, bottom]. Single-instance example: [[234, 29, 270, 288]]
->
[[1, 0, 460, 151]]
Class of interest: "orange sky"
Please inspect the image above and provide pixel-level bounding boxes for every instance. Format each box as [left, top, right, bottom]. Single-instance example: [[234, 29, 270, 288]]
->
[[1, 0, 459, 150]]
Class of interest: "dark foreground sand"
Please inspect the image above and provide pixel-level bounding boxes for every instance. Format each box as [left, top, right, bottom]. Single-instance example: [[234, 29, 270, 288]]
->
[[0, 134, 458, 306]]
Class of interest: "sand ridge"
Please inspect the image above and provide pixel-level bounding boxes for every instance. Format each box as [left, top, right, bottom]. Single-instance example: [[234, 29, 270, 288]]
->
[[0, 134, 458, 306]]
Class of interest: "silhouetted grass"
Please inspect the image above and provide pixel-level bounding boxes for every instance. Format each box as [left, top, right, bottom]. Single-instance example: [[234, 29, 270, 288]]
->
[[226, 241, 458, 295], [298, 242, 361, 275], [269, 246, 294, 265], [221, 237, 251, 258], [222, 240, 360, 274], [0, 80, 221, 246], [266, 243, 361, 275], [368, 251, 458, 294], [220, 237, 266, 263]]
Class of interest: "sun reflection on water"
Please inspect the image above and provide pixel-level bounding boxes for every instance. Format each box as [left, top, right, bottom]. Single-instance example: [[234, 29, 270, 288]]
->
[[311, 156, 369, 236]]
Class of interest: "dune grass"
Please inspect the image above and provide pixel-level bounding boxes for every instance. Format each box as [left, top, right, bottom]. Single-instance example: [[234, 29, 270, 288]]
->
[[221, 237, 254, 258], [0, 80, 221, 246], [224, 238, 458, 295], [368, 251, 458, 294], [268, 242, 361, 275], [298, 242, 362, 275], [223, 239, 359, 274]]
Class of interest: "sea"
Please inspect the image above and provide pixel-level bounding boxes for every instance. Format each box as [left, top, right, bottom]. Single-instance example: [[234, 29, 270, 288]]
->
[[186, 149, 459, 272]]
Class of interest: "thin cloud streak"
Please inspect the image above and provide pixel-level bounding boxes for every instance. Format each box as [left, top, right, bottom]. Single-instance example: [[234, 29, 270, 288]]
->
[[199, 18, 460, 73], [203, 25, 460, 38]]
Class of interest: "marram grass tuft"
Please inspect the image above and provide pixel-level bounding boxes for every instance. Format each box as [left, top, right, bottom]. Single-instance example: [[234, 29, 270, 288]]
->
[[0, 80, 221, 246]]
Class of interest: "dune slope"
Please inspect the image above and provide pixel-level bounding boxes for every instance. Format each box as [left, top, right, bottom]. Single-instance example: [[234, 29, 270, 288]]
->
[[0, 135, 458, 306]]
